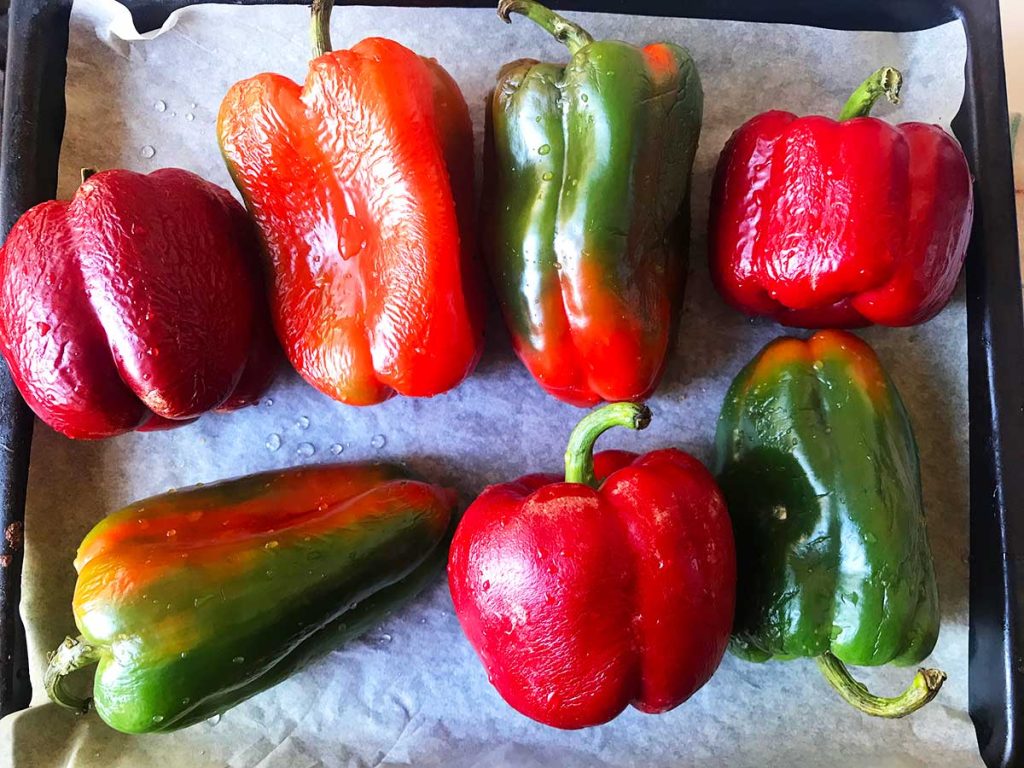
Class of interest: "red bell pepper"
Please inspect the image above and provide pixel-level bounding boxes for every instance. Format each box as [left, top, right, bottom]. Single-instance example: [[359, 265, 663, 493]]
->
[[709, 66, 974, 327], [448, 403, 736, 729], [0, 168, 278, 440], [218, 0, 483, 405]]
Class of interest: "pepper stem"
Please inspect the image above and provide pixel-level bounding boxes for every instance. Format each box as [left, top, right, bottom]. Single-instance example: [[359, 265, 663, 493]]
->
[[45, 635, 101, 714], [497, 0, 594, 55], [80, 168, 97, 185], [815, 652, 946, 718], [311, 0, 334, 58], [839, 66, 903, 121], [564, 403, 651, 488]]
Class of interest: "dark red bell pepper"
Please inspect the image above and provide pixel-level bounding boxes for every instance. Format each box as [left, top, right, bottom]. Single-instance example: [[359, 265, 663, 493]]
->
[[448, 403, 735, 729], [0, 168, 278, 439], [709, 66, 974, 327]]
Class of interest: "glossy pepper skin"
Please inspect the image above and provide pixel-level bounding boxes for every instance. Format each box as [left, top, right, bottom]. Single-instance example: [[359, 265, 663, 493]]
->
[[45, 463, 455, 733], [449, 403, 735, 729], [715, 330, 945, 717], [0, 168, 278, 439], [709, 67, 974, 328], [218, 0, 483, 406], [484, 0, 703, 406]]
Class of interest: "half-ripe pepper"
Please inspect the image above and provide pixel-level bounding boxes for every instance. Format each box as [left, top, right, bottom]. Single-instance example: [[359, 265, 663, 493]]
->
[[709, 67, 974, 327], [715, 330, 945, 717], [0, 168, 278, 439], [218, 0, 483, 406], [449, 403, 735, 728], [484, 1, 703, 406], [44, 463, 455, 733]]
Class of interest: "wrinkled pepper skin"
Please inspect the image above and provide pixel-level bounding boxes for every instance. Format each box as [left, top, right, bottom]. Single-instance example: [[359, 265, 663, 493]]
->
[[46, 464, 455, 733], [0, 168, 278, 439], [485, 0, 703, 406], [709, 68, 973, 328], [218, 4, 483, 406], [715, 331, 941, 707], [449, 404, 735, 729]]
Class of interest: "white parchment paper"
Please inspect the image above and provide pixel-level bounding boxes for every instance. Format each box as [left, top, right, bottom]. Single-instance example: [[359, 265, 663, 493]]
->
[[0, 1, 978, 765]]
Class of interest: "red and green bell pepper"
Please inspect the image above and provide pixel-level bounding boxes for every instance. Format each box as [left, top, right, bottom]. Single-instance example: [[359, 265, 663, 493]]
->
[[715, 330, 945, 717], [45, 463, 455, 733], [484, 0, 703, 406]]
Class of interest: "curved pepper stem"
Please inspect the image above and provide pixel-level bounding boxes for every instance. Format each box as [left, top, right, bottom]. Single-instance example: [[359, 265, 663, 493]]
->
[[839, 66, 903, 121], [815, 651, 946, 718], [311, 0, 335, 58], [498, 0, 595, 55], [564, 402, 651, 488], [45, 635, 101, 714]]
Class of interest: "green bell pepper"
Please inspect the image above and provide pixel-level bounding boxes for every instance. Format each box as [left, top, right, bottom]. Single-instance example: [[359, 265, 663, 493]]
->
[[715, 330, 945, 717], [45, 463, 455, 733]]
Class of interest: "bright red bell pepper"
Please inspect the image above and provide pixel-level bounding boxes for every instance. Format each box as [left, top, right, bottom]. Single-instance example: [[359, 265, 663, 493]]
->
[[218, 0, 483, 405], [0, 168, 278, 440], [448, 403, 735, 729], [709, 66, 974, 327]]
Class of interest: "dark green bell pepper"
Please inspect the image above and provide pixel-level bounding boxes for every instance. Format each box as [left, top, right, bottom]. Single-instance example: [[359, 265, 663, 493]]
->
[[45, 463, 455, 733], [484, 0, 702, 407], [715, 330, 945, 717]]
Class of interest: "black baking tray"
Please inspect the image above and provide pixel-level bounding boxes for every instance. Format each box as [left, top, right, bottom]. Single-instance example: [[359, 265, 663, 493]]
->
[[1, 0, 1021, 764]]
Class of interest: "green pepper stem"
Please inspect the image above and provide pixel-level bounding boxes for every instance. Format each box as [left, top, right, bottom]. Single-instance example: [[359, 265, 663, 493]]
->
[[45, 635, 101, 714], [564, 402, 651, 488], [839, 66, 903, 121], [815, 652, 946, 718], [311, 0, 334, 58], [497, 0, 595, 55]]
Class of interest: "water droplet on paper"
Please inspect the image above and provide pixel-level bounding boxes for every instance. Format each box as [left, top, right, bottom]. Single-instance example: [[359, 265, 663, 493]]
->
[[139, 145, 156, 159], [296, 415, 310, 430], [153, 100, 166, 112], [264, 398, 274, 407], [185, 113, 195, 122], [189, 102, 197, 109], [296, 442, 315, 457], [538, 144, 551, 155], [207, 714, 221, 726], [265, 433, 282, 451], [330, 443, 344, 456], [370, 434, 386, 449]]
